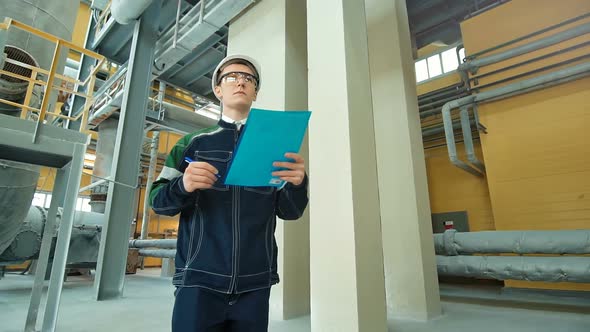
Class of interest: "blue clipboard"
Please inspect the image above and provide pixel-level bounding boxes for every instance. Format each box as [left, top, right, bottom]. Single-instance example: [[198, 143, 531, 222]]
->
[[224, 108, 311, 187]]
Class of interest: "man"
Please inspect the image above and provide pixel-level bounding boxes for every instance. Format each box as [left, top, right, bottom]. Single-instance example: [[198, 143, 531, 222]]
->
[[149, 54, 309, 332]]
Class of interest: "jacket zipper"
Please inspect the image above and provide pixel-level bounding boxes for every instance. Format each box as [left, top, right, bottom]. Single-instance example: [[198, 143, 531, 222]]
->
[[228, 127, 239, 293]]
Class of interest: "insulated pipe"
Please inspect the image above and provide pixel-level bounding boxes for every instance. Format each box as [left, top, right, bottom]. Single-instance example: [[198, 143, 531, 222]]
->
[[138, 249, 176, 258], [110, 0, 155, 25], [460, 22, 590, 74], [129, 239, 176, 249], [459, 106, 485, 173], [434, 229, 590, 255], [442, 61, 590, 176], [437, 255, 590, 283], [140, 132, 159, 241]]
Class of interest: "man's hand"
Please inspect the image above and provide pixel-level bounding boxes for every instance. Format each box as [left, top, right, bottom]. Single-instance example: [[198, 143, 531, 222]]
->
[[272, 153, 306, 186], [182, 161, 219, 192]]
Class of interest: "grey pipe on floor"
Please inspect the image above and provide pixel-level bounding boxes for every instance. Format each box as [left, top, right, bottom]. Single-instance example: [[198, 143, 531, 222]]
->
[[437, 255, 590, 283], [435, 229, 590, 255]]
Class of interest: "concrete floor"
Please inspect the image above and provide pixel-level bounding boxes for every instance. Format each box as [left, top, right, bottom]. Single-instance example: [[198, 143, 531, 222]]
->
[[1, 269, 589, 332]]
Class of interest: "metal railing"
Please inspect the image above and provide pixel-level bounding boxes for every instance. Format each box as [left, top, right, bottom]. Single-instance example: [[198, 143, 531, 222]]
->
[[0, 18, 106, 137]]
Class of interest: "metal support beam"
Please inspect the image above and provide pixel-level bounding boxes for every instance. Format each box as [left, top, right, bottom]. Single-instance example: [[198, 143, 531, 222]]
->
[[67, 10, 97, 130], [41, 144, 86, 331], [93, 1, 162, 300], [25, 166, 68, 332]]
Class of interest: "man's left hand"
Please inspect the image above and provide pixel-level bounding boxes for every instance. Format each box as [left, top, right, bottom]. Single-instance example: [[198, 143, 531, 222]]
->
[[272, 153, 305, 186]]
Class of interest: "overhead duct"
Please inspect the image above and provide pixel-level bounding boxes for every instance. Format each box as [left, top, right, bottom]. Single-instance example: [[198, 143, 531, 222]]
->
[[153, 0, 255, 76], [110, 0, 155, 25]]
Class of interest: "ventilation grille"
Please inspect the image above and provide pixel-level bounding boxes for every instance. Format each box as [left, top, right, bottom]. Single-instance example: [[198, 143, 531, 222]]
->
[[1, 46, 38, 83]]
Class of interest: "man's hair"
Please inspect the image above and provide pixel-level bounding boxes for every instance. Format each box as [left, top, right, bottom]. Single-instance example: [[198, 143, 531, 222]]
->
[[215, 59, 259, 86]]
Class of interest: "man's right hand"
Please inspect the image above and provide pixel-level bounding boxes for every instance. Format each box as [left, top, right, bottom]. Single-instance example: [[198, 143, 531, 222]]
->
[[182, 161, 219, 192]]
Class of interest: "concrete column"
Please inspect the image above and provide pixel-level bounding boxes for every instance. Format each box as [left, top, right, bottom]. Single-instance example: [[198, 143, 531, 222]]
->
[[227, 0, 310, 320], [307, 0, 387, 331], [365, 0, 441, 320]]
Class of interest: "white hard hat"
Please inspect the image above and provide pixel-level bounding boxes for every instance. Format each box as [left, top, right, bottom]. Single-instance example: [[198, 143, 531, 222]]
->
[[211, 54, 262, 100]]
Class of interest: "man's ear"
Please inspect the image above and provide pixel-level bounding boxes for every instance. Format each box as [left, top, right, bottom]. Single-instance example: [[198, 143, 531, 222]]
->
[[214, 85, 222, 100], [253, 90, 258, 102]]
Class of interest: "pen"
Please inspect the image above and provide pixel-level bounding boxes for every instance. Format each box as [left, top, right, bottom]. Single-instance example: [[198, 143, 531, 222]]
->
[[184, 157, 221, 178]]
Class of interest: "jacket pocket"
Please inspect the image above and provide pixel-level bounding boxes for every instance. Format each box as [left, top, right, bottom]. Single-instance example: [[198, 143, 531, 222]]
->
[[244, 186, 275, 195], [194, 150, 232, 191], [186, 208, 204, 267]]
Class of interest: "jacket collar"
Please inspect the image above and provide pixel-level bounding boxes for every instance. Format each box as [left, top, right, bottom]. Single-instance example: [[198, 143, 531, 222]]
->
[[218, 114, 247, 130]]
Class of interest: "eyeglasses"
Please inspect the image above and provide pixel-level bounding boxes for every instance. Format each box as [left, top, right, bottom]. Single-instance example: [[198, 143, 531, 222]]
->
[[218, 71, 258, 88]]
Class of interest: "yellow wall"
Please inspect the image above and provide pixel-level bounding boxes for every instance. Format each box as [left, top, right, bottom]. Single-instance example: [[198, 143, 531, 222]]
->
[[416, 72, 462, 96], [415, 41, 494, 232], [425, 144, 495, 231], [37, 166, 92, 195], [460, 0, 590, 291]]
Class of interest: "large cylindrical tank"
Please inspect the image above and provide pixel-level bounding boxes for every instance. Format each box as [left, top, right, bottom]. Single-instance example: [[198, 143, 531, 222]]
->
[[0, 160, 40, 256], [0, 0, 79, 256], [0, 205, 103, 263], [0, 0, 79, 69], [0, 0, 80, 115]]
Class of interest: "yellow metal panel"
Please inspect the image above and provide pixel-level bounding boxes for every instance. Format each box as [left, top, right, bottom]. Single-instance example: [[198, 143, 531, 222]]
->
[[459, 0, 590, 291]]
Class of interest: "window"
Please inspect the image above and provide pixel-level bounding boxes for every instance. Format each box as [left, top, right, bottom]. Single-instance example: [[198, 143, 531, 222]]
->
[[427, 55, 443, 77], [414, 59, 429, 82], [44, 194, 52, 208], [32, 193, 45, 207], [32, 191, 91, 212], [416, 45, 465, 83], [441, 49, 459, 72]]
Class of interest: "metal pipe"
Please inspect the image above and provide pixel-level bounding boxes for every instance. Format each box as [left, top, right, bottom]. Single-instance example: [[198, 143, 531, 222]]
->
[[460, 22, 590, 74], [459, 106, 485, 173], [173, 0, 182, 49], [437, 255, 590, 283], [467, 12, 590, 60], [422, 119, 476, 137], [468, 40, 590, 86], [129, 239, 176, 249], [419, 92, 470, 112], [138, 249, 176, 258], [79, 178, 107, 193], [442, 61, 590, 175], [435, 229, 590, 256], [470, 52, 590, 91], [140, 131, 159, 242], [139, 131, 160, 270]]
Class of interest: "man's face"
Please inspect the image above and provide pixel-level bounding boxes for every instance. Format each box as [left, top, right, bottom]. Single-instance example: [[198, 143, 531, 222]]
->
[[214, 63, 258, 109]]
